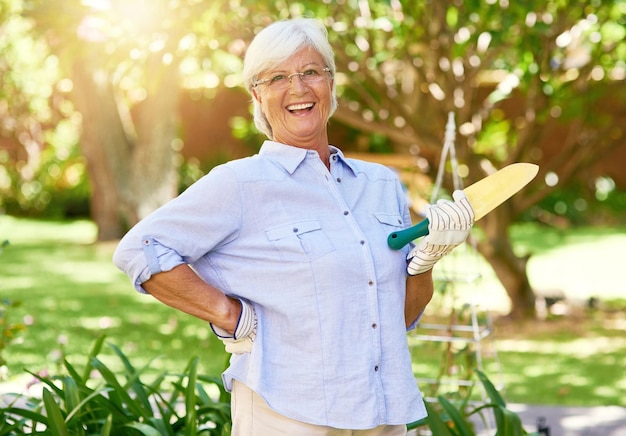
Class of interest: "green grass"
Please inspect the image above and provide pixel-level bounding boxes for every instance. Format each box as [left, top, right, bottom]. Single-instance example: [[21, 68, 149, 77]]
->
[[0, 216, 228, 385], [2, 216, 626, 409]]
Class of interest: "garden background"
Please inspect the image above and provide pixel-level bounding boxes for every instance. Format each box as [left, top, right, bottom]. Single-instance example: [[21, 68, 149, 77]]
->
[[2, 0, 626, 434]]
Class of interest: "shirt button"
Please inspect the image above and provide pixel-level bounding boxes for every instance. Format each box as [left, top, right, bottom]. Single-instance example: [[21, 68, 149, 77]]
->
[[293, 228, 298, 233], [343, 211, 349, 216], [336, 177, 342, 183], [374, 366, 379, 371], [368, 281, 374, 286], [372, 323, 378, 329], [143, 239, 150, 245], [360, 240, 365, 245]]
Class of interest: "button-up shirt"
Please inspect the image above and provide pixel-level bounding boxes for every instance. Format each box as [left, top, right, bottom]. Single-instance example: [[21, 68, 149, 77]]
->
[[113, 140, 427, 429]]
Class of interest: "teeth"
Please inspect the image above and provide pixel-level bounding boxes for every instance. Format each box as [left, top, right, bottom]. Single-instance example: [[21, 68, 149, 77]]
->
[[287, 103, 314, 111]]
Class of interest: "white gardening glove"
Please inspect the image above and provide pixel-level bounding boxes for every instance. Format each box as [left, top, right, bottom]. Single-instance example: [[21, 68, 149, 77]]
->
[[210, 298, 257, 354], [407, 190, 475, 275]]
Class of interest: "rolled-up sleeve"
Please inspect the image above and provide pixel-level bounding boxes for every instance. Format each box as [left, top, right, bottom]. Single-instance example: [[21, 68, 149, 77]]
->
[[112, 165, 242, 293]]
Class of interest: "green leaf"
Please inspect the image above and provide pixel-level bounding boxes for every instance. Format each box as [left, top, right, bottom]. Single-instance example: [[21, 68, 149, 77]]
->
[[91, 357, 149, 419], [124, 423, 163, 436], [477, 370, 506, 407], [108, 342, 153, 413], [184, 357, 199, 436], [42, 388, 70, 436], [63, 376, 80, 415], [439, 396, 474, 436], [100, 414, 113, 436], [424, 400, 456, 436], [64, 359, 85, 386], [26, 370, 64, 397], [494, 405, 525, 436], [2, 406, 49, 426], [82, 335, 106, 381]]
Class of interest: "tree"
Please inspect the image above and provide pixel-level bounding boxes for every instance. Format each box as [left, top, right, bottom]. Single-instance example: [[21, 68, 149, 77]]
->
[[23, 0, 245, 239]]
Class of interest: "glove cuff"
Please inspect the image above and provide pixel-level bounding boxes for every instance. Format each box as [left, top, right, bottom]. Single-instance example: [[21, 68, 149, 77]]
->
[[210, 297, 256, 340], [233, 298, 256, 340]]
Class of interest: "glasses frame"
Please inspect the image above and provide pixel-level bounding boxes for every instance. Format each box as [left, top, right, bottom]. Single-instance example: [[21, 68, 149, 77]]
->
[[253, 67, 331, 89]]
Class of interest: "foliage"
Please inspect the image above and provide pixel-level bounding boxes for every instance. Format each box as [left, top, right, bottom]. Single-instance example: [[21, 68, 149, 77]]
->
[[1, 334, 527, 436], [0, 336, 232, 435], [0, 0, 84, 218], [409, 370, 531, 436]]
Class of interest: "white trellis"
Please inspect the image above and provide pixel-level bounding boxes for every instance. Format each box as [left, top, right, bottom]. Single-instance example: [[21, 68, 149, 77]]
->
[[409, 112, 504, 411]]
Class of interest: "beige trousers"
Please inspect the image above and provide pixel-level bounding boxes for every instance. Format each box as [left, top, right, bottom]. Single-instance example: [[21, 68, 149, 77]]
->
[[231, 380, 407, 436]]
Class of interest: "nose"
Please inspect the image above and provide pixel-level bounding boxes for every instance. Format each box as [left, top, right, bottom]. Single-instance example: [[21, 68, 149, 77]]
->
[[287, 72, 307, 91]]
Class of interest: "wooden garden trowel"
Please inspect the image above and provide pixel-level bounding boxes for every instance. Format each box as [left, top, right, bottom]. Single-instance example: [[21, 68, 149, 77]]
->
[[387, 162, 539, 250]]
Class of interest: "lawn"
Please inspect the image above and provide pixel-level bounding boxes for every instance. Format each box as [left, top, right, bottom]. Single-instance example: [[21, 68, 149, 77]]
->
[[1, 216, 625, 408]]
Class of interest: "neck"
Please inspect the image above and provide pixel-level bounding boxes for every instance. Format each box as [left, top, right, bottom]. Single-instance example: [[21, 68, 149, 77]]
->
[[273, 133, 330, 168]]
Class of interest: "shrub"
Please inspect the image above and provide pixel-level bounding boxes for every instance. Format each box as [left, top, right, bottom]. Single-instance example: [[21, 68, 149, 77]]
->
[[409, 370, 534, 435], [1, 336, 531, 435], [0, 336, 231, 435]]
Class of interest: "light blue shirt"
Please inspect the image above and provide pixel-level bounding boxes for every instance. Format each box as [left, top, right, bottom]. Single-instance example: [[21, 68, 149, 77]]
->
[[113, 141, 427, 429]]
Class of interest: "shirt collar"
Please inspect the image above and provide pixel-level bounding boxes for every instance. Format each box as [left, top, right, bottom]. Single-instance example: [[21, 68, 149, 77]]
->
[[258, 141, 358, 176]]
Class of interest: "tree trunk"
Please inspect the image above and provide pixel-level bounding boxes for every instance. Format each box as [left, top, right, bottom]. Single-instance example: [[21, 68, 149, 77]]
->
[[70, 62, 133, 241], [69, 56, 180, 241], [476, 205, 537, 319], [127, 55, 180, 223]]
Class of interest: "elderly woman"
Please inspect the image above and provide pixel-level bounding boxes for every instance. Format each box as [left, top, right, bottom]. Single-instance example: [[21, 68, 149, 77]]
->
[[113, 18, 473, 435]]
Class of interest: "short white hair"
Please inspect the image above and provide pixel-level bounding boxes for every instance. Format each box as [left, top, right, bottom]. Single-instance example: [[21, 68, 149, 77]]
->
[[242, 18, 337, 139]]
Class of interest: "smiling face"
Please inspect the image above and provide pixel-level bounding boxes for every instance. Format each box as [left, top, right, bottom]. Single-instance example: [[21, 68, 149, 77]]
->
[[251, 46, 334, 150]]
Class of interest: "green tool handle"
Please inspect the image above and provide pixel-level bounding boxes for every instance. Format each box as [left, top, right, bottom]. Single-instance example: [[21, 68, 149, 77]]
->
[[387, 219, 430, 250]]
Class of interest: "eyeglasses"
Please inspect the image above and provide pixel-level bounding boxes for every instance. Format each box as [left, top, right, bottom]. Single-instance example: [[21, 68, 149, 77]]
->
[[253, 67, 331, 90]]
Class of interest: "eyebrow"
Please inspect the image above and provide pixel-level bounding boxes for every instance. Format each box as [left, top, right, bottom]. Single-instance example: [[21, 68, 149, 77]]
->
[[266, 62, 323, 75]]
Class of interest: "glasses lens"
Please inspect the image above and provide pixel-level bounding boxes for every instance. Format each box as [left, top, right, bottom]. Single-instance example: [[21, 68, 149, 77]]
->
[[263, 68, 328, 89]]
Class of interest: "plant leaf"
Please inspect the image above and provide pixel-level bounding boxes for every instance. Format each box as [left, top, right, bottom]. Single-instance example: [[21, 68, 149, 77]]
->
[[494, 406, 525, 436], [439, 395, 474, 436], [124, 423, 163, 436], [477, 370, 506, 407], [424, 400, 456, 436], [82, 335, 106, 381], [42, 388, 70, 436], [108, 342, 153, 413], [91, 357, 149, 419], [100, 414, 113, 436], [184, 357, 198, 436]]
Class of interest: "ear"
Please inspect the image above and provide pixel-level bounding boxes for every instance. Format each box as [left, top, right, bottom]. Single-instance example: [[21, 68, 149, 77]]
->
[[252, 87, 262, 104]]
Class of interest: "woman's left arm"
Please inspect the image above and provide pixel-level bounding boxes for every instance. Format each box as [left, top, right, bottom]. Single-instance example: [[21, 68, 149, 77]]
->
[[405, 269, 434, 329]]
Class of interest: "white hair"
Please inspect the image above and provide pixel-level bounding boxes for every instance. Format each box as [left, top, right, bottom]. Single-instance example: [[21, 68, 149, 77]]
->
[[242, 18, 337, 139]]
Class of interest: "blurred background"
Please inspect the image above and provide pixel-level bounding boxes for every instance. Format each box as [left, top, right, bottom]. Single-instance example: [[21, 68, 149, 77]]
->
[[1, 0, 625, 432]]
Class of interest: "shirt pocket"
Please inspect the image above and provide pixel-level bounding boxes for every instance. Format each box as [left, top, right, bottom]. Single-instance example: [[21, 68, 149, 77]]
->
[[265, 219, 335, 262], [373, 213, 412, 257], [373, 213, 405, 228]]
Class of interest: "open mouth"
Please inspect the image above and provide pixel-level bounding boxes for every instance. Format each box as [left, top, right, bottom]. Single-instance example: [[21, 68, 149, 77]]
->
[[287, 102, 315, 113]]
